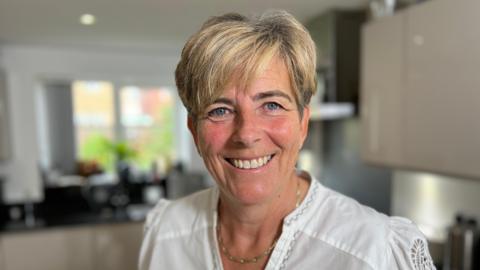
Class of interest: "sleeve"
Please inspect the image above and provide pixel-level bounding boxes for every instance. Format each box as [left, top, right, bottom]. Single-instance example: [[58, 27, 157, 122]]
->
[[386, 216, 436, 270], [138, 199, 171, 270]]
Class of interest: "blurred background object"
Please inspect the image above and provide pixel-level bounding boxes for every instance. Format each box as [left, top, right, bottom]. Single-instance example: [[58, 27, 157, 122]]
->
[[369, 0, 396, 18], [444, 214, 480, 270]]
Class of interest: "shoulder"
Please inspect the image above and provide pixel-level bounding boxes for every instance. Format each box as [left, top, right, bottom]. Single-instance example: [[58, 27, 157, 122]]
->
[[139, 188, 216, 270], [305, 183, 435, 269], [304, 185, 389, 267], [143, 187, 215, 238], [387, 216, 436, 269]]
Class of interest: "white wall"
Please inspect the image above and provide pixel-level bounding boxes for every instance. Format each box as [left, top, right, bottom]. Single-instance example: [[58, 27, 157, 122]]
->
[[0, 44, 202, 203], [392, 170, 480, 242]]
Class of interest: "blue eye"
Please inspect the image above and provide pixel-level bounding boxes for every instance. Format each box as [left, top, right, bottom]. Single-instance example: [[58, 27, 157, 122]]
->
[[209, 107, 227, 116], [207, 107, 233, 120], [265, 102, 281, 111]]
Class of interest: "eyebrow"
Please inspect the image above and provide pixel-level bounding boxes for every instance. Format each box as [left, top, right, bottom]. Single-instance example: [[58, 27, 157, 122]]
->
[[210, 90, 293, 106], [211, 97, 235, 106], [253, 90, 293, 103]]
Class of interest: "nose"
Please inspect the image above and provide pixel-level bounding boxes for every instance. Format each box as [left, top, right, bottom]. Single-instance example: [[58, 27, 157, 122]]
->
[[231, 110, 261, 147]]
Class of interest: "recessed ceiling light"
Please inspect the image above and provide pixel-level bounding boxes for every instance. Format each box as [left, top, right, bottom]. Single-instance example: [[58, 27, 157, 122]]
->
[[80, 14, 96, 25]]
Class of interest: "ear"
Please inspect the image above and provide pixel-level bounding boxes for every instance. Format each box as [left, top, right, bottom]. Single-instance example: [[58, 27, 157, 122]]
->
[[187, 116, 201, 156], [299, 106, 310, 148]]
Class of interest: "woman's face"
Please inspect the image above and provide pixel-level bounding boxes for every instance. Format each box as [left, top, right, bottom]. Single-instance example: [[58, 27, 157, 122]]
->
[[189, 57, 310, 206]]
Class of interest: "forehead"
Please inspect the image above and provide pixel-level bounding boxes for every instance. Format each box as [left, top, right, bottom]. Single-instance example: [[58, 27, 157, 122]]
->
[[222, 57, 294, 99]]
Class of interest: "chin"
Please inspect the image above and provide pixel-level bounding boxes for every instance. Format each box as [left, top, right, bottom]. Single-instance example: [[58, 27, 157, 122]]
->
[[223, 182, 277, 206]]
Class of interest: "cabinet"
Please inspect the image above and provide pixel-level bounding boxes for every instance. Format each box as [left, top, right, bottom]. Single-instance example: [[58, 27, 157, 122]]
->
[[307, 10, 366, 106], [0, 70, 10, 161], [93, 223, 143, 270], [361, 0, 480, 179], [1, 227, 94, 270], [0, 238, 5, 270], [361, 13, 406, 167], [0, 222, 143, 270], [403, 0, 480, 179]]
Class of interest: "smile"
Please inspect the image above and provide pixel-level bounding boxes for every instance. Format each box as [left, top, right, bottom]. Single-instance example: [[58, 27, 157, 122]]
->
[[226, 155, 273, 169]]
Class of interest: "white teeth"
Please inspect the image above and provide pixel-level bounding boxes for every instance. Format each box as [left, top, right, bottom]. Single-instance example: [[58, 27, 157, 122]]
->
[[229, 155, 272, 169], [258, 158, 264, 166]]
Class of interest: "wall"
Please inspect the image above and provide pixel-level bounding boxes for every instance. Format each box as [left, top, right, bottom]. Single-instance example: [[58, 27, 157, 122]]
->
[[0, 64, 11, 162], [0, 44, 200, 203], [40, 82, 76, 174], [392, 170, 480, 242], [317, 118, 392, 214]]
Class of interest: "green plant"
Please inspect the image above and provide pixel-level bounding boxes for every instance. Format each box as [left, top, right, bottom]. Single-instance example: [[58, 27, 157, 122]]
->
[[79, 134, 137, 171]]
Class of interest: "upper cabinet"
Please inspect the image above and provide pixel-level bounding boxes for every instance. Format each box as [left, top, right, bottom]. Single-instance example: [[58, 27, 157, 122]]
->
[[361, 13, 406, 168], [361, 0, 480, 180], [404, 0, 480, 179], [306, 10, 366, 108], [0, 70, 10, 161]]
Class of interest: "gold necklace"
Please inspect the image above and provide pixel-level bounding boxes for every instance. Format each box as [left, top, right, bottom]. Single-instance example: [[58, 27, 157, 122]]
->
[[295, 180, 301, 208], [217, 180, 302, 264], [217, 225, 278, 264]]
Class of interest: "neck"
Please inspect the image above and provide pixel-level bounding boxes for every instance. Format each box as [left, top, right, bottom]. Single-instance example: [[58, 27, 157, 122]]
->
[[216, 174, 307, 250]]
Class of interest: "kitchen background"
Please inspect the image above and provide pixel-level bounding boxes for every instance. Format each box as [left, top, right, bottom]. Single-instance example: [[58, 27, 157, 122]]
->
[[0, 0, 479, 269]]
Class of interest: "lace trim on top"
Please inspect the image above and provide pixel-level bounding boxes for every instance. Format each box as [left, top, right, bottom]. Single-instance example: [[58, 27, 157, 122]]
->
[[279, 180, 319, 269], [284, 178, 319, 226], [410, 239, 435, 270]]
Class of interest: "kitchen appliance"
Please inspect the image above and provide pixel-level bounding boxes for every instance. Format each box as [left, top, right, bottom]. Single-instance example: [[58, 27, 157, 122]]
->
[[444, 215, 480, 270], [0, 176, 3, 203], [0, 176, 5, 225]]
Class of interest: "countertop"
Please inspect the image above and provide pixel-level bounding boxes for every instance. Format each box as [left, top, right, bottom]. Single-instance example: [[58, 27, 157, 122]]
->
[[0, 204, 151, 234]]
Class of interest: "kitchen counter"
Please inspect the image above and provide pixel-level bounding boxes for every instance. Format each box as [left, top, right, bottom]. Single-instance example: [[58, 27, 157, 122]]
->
[[0, 204, 150, 234], [0, 216, 144, 270]]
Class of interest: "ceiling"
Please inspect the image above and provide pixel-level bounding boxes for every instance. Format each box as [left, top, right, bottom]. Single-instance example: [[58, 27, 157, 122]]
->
[[0, 0, 369, 52]]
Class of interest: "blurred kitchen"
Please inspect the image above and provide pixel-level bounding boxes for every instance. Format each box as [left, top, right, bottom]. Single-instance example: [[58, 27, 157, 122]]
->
[[0, 0, 479, 269]]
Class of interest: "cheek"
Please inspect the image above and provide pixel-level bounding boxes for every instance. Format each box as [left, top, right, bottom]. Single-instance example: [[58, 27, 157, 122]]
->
[[265, 117, 302, 148], [198, 123, 230, 153]]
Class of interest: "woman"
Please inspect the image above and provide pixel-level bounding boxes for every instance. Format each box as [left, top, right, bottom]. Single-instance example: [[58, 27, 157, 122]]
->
[[139, 10, 435, 270]]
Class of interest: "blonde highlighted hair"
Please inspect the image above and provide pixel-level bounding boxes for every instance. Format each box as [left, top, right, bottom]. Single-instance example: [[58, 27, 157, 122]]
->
[[175, 10, 317, 119]]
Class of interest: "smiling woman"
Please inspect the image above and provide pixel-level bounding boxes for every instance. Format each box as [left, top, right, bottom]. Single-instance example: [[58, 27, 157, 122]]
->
[[189, 57, 309, 209], [139, 10, 435, 270]]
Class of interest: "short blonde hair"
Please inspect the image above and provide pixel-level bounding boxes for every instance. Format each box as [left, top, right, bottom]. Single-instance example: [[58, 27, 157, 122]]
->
[[175, 10, 317, 119]]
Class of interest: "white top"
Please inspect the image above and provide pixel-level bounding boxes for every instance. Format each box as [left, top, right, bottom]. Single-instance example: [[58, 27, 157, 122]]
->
[[139, 173, 436, 270]]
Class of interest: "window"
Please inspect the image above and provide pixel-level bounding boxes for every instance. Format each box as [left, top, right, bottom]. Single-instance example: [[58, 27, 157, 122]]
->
[[72, 80, 175, 173], [120, 86, 174, 170]]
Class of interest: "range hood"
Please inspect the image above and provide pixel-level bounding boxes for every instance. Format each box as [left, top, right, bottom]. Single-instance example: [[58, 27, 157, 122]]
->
[[309, 102, 355, 121]]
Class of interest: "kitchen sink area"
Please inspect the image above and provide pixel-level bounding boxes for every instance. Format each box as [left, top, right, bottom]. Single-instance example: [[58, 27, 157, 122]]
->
[[0, 168, 209, 270]]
